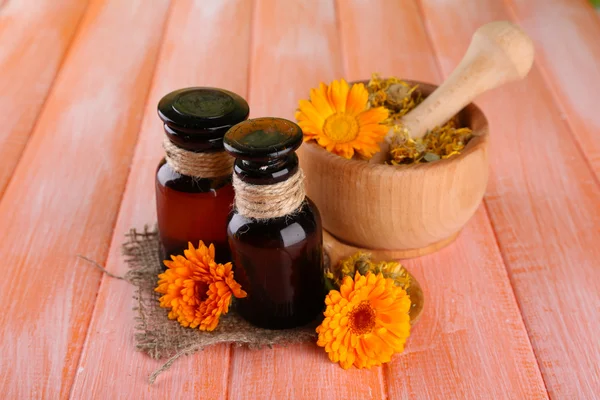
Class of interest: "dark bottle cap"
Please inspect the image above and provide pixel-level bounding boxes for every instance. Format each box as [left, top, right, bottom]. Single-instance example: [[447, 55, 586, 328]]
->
[[224, 118, 303, 185], [158, 87, 249, 152]]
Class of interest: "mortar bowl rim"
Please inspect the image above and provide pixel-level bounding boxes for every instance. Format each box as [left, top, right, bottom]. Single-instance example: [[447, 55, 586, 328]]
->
[[302, 79, 489, 174]]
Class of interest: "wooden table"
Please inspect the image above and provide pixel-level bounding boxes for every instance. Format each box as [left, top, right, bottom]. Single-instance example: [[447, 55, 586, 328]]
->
[[1, 0, 599, 398]]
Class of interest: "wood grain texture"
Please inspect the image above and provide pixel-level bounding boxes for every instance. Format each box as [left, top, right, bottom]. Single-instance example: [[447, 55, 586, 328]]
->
[[338, 0, 547, 398], [419, 0, 600, 397], [245, 0, 343, 118], [323, 226, 461, 261], [0, 0, 595, 397], [227, 1, 385, 399], [336, 0, 438, 81], [505, 0, 600, 177], [388, 210, 549, 399], [69, 1, 253, 398], [0, 0, 89, 198], [0, 1, 170, 398]]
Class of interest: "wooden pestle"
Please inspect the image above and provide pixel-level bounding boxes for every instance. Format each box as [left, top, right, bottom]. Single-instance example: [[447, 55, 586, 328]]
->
[[369, 20, 535, 164], [320, 21, 535, 318]]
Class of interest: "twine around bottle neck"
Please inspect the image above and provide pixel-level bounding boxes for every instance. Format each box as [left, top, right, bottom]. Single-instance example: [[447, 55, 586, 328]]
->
[[232, 169, 306, 220], [163, 137, 234, 178]]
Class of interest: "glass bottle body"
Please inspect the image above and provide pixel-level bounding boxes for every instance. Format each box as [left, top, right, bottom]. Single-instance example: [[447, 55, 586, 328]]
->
[[227, 199, 324, 329], [156, 158, 234, 263]]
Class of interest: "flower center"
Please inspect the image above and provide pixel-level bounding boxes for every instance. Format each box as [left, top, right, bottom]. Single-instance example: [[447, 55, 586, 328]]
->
[[323, 113, 359, 143], [348, 301, 376, 335], [195, 281, 209, 302]]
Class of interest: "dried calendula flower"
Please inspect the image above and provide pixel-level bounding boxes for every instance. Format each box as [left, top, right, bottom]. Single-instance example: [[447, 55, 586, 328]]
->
[[325, 251, 424, 326], [325, 251, 411, 290], [367, 73, 473, 164], [368, 73, 421, 123]]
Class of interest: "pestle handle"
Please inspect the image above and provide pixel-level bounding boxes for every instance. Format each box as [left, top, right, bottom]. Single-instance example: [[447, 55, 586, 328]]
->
[[401, 21, 534, 140]]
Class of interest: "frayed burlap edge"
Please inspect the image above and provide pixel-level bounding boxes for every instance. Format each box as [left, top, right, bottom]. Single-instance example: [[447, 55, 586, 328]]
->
[[122, 227, 318, 384]]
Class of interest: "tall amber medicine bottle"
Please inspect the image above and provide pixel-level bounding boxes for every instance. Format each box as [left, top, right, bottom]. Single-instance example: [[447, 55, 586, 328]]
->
[[224, 117, 325, 329], [156, 87, 249, 262]]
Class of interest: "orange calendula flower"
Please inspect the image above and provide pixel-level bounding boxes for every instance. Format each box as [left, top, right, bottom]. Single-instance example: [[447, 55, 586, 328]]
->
[[155, 241, 247, 331], [316, 271, 411, 369], [295, 79, 389, 159]]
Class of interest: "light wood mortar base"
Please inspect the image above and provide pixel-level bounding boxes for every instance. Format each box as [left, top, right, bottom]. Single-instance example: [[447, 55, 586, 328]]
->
[[323, 229, 460, 263]]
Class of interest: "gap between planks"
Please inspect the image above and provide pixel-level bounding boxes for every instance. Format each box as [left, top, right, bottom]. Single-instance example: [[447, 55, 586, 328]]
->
[[400, 0, 547, 397], [416, 0, 600, 397], [410, 0, 547, 395], [501, 0, 600, 188], [0, 0, 91, 200], [226, 1, 259, 399], [332, 0, 389, 396], [67, 1, 253, 398], [67, 2, 176, 398], [485, 1, 600, 395], [0, 1, 174, 398]]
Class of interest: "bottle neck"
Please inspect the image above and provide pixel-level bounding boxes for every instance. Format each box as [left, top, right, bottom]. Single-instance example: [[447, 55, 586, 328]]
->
[[233, 153, 299, 185], [163, 137, 234, 178], [232, 168, 306, 220], [163, 124, 226, 153]]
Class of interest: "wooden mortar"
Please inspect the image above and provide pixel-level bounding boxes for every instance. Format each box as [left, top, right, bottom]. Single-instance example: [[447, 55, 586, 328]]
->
[[300, 21, 535, 259]]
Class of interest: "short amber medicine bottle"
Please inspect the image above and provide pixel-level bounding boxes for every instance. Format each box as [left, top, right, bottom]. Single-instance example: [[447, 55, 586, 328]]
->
[[156, 87, 249, 262], [224, 117, 325, 329]]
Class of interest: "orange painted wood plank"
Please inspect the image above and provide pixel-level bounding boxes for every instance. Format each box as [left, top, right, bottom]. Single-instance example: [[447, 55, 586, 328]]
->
[[504, 0, 600, 176], [244, 0, 343, 118], [388, 211, 548, 399], [338, 1, 547, 398], [227, 1, 385, 398], [69, 1, 253, 398], [0, 0, 89, 198], [0, 1, 170, 398], [419, 0, 600, 397], [338, 0, 440, 83]]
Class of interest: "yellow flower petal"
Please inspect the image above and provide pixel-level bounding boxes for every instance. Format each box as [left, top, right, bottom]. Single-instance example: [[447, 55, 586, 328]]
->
[[327, 79, 350, 113], [310, 84, 335, 117], [345, 83, 369, 116], [298, 100, 325, 127], [357, 106, 389, 126], [295, 80, 388, 160]]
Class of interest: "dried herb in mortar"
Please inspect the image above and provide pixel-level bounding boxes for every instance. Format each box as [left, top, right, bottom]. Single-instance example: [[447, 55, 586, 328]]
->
[[367, 73, 473, 164]]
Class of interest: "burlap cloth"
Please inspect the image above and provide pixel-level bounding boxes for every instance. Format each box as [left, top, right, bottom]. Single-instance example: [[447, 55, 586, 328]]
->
[[122, 227, 318, 383]]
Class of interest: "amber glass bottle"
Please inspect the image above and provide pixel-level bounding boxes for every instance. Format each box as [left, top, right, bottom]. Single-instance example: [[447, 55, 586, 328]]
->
[[224, 117, 324, 329], [156, 87, 249, 263]]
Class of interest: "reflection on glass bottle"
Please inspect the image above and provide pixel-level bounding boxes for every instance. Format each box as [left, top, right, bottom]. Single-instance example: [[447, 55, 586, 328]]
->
[[155, 87, 249, 263], [225, 117, 325, 329]]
